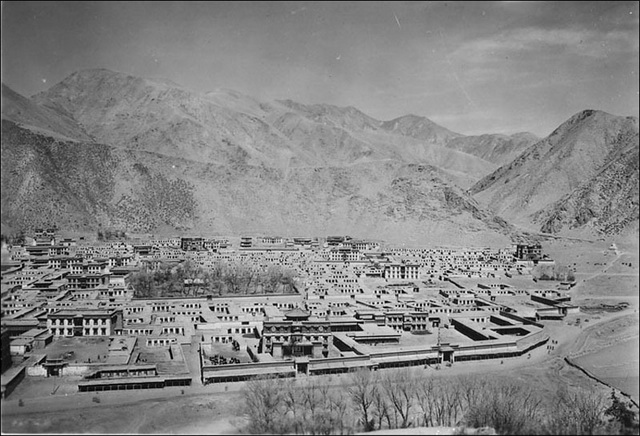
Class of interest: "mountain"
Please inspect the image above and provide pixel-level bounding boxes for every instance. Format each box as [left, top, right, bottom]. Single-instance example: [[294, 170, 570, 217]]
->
[[6, 70, 636, 242], [276, 99, 381, 132], [1, 83, 92, 142], [30, 69, 498, 185], [378, 112, 538, 166], [0, 119, 199, 233], [1, 69, 524, 246], [380, 114, 462, 144], [31, 69, 297, 169], [445, 132, 539, 165], [532, 129, 639, 235], [0, 118, 518, 246], [266, 100, 496, 187], [470, 110, 639, 235]]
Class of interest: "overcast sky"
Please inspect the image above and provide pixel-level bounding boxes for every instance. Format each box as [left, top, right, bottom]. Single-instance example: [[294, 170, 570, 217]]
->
[[1, 1, 638, 136]]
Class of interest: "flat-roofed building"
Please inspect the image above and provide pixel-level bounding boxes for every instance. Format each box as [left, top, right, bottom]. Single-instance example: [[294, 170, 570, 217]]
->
[[180, 237, 205, 252], [261, 308, 331, 359], [515, 244, 542, 261], [47, 308, 122, 337], [385, 263, 419, 280], [67, 273, 111, 291], [326, 247, 362, 262]]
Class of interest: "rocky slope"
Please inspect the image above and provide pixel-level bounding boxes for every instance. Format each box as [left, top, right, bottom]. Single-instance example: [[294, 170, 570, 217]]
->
[[1, 69, 521, 245], [0, 120, 199, 233], [1, 83, 92, 142], [470, 110, 639, 235], [0, 117, 518, 246], [532, 129, 639, 235], [30, 69, 498, 185], [5, 69, 636, 243], [377, 113, 538, 165], [380, 114, 462, 144], [445, 132, 539, 165]]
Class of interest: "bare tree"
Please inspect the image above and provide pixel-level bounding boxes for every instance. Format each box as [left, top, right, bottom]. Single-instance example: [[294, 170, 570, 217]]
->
[[348, 369, 378, 431], [371, 383, 392, 430], [382, 368, 416, 428], [241, 370, 614, 435], [544, 386, 607, 435], [464, 377, 542, 435], [456, 374, 489, 414], [242, 376, 284, 434], [437, 378, 464, 426], [280, 378, 304, 434], [329, 389, 354, 435], [414, 371, 437, 427]]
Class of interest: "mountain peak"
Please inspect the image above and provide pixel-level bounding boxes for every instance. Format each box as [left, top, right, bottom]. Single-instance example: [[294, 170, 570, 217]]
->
[[38, 68, 185, 100], [391, 113, 425, 121], [380, 114, 463, 143], [276, 99, 372, 117], [274, 99, 381, 131], [545, 109, 637, 142], [568, 108, 609, 123], [63, 68, 129, 83], [205, 88, 248, 99], [471, 109, 639, 235]]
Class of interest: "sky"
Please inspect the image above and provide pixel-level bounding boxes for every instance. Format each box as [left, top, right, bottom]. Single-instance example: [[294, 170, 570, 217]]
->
[[1, 1, 638, 136]]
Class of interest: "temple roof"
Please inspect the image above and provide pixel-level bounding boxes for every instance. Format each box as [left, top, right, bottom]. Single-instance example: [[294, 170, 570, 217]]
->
[[284, 308, 310, 320]]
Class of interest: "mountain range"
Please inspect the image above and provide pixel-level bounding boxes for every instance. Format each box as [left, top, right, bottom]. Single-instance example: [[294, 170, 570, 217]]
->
[[1, 68, 637, 244]]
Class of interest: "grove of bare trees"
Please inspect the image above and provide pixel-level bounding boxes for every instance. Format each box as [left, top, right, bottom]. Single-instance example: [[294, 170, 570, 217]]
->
[[130, 259, 297, 298], [241, 368, 638, 435]]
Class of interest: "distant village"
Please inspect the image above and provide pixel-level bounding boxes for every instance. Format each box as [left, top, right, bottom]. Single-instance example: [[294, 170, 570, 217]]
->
[[0, 229, 578, 398]]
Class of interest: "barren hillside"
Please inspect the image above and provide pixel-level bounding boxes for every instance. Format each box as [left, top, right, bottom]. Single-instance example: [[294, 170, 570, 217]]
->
[[470, 110, 639, 235], [3, 70, 637, 243], [445, 132, 539, 165]]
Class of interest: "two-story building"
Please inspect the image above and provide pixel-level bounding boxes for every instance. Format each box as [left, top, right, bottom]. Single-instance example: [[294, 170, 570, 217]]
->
[[47, 308, 122, 337], [260, 308, 331, 359]]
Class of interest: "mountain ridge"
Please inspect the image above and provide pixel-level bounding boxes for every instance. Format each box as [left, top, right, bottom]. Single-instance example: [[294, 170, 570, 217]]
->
[[29, 69, 501, 184], [470, 109, 639, 235], [0, 118, 519, 246], [1, 83, 92, 142], [2, 69, 637, 241]]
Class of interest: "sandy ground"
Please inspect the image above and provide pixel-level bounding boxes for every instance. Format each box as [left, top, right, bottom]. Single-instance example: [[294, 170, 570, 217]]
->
[[2, 237, 637, 434], [1, 385, 248, 434]]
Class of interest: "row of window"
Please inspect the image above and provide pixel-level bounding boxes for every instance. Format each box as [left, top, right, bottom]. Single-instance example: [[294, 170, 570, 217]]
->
[[51, 327, 107, 336], [146, 338, 176, 346], [50, 318, 108, 326], [265, 335, 328, 344]]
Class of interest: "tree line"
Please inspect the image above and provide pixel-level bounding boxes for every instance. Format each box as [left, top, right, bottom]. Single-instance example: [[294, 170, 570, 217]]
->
[[531, 263, 576, 282], [242, 368, 639, 435], [130, 259, 297, 298]]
